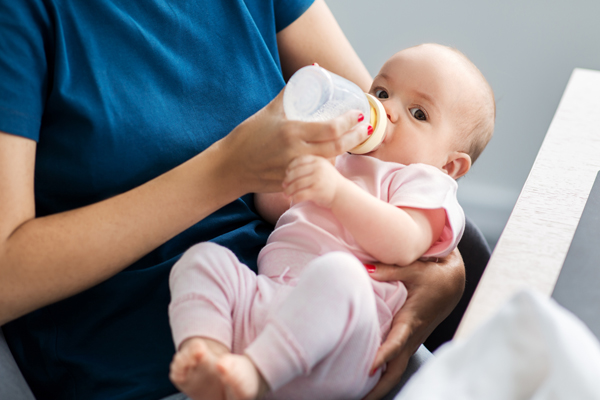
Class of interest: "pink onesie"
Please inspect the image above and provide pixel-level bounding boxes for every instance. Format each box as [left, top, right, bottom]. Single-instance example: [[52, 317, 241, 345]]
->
[[169, 153, 465, 400]]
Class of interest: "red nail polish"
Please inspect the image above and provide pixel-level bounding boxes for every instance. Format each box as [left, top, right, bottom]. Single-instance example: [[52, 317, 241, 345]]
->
[[358, 113, 364, 122], [369, 367, 378, 376], [364, 264, 376, 273], [367, 125, 373, 135]]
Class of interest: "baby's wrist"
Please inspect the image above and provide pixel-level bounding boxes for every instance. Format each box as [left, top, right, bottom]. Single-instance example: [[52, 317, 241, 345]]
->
[[329, 177, 352, 211]]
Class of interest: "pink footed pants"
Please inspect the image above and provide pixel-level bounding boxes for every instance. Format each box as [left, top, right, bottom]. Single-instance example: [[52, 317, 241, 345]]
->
[[169, 242, 382, 400]]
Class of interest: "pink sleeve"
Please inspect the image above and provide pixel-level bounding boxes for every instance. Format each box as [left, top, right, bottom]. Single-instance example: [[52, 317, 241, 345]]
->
[[385, 164, 465, 258]]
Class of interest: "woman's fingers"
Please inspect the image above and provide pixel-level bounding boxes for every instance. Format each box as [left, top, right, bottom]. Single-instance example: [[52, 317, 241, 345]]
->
[[362, 308, 422, 400], [296, 110, 369, 157], [301, 109, 366, 143], [221, 87, 368, 194], [311, 116, 370, 157], [366, 260, 420, 284], [370, 322, 410, 372], [363, 355, 411, 400]]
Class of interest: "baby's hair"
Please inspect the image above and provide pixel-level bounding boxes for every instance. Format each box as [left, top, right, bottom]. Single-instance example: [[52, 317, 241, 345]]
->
[[446, 46, 495, 164], [452, 48, 495, 164], [413, 44, 496, 164]]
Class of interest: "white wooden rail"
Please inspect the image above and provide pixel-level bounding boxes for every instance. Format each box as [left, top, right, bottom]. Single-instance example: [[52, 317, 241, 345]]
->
[[456, 68, 600, 339]]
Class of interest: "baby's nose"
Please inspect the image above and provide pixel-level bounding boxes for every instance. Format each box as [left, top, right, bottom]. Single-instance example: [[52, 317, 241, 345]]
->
[[385, 108, 397, 123]]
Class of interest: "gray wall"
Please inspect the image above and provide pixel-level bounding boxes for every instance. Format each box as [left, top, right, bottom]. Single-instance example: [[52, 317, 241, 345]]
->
[[327, 0, 600, 248]]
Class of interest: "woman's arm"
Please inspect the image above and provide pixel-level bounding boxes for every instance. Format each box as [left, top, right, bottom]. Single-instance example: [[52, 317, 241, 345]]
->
[[277, 0, 372, 90], [0, 93, 369, 325], [0, 130, 242, 325]]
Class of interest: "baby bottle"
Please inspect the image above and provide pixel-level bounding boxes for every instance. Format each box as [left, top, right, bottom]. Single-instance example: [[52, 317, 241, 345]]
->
[[283, 65, 387, 154]]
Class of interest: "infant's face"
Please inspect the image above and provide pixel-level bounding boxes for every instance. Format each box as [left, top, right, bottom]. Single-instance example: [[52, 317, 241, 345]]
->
[[366, 44, 477, 176]]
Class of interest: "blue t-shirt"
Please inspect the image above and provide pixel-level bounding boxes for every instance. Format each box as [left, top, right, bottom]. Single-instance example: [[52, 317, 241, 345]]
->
[[0, 0, 314, 398]]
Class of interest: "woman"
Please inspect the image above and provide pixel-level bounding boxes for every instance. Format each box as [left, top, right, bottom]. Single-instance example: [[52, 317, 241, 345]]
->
[[0, 0, 466, 399]]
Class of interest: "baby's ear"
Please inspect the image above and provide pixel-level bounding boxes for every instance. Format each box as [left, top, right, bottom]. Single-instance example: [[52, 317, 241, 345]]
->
[[443, 152, 471, 179]]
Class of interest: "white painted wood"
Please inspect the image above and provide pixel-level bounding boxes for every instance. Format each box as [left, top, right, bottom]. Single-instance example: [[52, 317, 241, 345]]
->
[[456, 68, 600, 339]]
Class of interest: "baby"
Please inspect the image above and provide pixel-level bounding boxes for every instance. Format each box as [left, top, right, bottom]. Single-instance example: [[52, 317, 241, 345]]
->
[[168, 43, 495, 400]]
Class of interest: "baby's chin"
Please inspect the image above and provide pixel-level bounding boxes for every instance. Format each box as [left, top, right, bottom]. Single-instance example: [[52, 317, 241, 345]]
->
[[361, 148, 407, 165], [360, 148, 381, 159]]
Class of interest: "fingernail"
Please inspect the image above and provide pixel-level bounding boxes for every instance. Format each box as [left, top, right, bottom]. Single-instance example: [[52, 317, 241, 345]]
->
[[367, 125, 373, 135], [369, 367, 378, 377], [364, 264, 376, 273], [358, 113, 364, 122]]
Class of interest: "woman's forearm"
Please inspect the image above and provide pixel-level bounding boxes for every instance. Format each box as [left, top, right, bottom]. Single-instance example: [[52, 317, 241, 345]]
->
[[0, 140, 243, 325], [0, 91, 369, 325]]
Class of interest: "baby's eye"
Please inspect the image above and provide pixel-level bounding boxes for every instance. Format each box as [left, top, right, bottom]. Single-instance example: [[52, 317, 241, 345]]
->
[[409, 107, 427, 121], [375, 89, 389, 99]]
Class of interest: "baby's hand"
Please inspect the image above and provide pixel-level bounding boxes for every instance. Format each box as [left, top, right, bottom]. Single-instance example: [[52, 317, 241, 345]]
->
[[282, 155, 344, 208]]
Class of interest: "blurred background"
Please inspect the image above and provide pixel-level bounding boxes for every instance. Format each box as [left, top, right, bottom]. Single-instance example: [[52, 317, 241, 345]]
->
[[327, 0, 600, 249]]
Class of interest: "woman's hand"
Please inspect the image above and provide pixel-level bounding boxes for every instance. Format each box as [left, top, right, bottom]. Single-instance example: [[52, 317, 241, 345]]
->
[[218, 89, 369, 195], [362, 249, 466, 400]]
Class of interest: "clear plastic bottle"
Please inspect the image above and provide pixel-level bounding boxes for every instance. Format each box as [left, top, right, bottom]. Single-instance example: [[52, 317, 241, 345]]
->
[[283, 65, 387, 154]]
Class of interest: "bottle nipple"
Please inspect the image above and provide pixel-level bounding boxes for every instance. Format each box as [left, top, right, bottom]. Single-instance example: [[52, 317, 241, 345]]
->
[[349, 94, 387, 154]]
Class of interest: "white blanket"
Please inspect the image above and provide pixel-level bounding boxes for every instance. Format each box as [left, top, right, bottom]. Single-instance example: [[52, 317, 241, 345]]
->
[[396, 290, 600, 399]]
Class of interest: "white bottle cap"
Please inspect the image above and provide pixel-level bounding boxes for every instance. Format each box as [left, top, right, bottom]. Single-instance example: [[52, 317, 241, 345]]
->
[[349, 93, 388, 154]]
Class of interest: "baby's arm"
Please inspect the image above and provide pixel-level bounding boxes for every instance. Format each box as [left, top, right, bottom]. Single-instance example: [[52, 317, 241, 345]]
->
[[283, 155, 445, 266], [255, 157, 335, 225], [255, 192, 291, 225]]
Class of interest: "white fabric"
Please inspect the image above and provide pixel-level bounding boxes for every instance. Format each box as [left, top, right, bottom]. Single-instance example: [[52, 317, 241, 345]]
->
[[395, 290, 600, 400]]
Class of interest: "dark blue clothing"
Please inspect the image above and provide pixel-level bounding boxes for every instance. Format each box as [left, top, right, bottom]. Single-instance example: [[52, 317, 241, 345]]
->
[[0, 0, 314, 398]]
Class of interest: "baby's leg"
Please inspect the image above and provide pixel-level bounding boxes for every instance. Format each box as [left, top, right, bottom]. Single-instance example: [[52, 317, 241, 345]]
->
[[169, 337, 229, 400], [170, 336, 269, 400], [245, 252, 382, 399], [168, 242, 269, 400]]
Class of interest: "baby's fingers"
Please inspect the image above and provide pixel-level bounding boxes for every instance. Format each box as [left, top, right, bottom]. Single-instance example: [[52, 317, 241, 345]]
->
[[283, 156, 318, 187], [283, 175, 316, 200]]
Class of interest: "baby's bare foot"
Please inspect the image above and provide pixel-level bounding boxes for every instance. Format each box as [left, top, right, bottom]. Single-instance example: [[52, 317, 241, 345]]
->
[[217, 354, 269, 400], [169, 337, 229, 400]]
